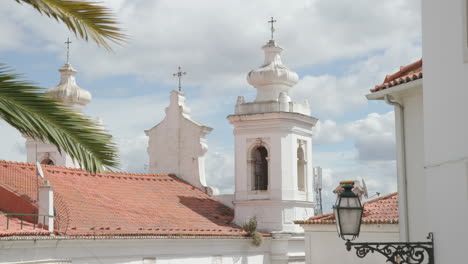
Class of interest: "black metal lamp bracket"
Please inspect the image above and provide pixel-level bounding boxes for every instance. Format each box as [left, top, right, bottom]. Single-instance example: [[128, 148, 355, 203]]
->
[[345, 232, 434, 264]]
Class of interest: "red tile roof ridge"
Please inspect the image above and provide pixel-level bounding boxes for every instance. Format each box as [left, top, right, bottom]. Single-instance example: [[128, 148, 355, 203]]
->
[[295, 192, 398, 225], [371, 59, 422, 93], [0, 160, 170, 178], [363, 192, 397, 205]]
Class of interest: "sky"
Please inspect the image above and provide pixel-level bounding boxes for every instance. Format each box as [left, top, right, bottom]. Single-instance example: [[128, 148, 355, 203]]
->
[[0, 0, 422, 213]]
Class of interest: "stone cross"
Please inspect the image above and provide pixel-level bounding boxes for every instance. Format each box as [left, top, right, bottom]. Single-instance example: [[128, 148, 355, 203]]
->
[[268, 17, 277, 40], [65, 38, 72, 64], [173, 66, 187, 92]]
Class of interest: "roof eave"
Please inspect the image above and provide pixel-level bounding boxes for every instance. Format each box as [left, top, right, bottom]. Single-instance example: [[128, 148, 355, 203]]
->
[[366, 78, 423, 100]]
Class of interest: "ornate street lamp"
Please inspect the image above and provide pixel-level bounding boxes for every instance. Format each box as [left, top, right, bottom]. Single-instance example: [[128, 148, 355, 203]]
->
[[333, 181, 435, 264], [333, 181, 363, 241]]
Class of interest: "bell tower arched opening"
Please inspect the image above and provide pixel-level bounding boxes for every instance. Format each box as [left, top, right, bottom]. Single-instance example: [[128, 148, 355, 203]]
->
[[297, 146, 306, 191], [252, 146, 268, 191], [41, 158, 55, 165]]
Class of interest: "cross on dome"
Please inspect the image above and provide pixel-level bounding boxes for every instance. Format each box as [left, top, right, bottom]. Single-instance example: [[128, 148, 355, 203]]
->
[[268, 17, 277, 40], [65, 37, 72, 64], [173, 66, 187, 92]]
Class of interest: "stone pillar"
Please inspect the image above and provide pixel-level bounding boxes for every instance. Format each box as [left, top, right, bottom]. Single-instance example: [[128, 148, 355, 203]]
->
[[270, 232, 291, 264], [38, 180, 54, 231]]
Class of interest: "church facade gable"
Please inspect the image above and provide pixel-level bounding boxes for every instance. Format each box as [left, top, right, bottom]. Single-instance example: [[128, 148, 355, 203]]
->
[[145, 90, 214, 194]]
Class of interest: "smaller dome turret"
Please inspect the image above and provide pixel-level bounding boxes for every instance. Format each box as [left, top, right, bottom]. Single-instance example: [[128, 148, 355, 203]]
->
[[47, 63, 92, 111], [247, 40, 299, 102]]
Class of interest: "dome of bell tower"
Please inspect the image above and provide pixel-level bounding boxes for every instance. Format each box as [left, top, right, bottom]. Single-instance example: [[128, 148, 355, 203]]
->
[[46, 63, 92, 109], [246, 40, 299, 101]]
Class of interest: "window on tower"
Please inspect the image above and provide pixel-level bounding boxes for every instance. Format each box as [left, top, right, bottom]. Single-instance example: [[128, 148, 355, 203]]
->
[[252, 146, 268, 190], [297, 146, 306, 191], [41, 158, 54, 165]]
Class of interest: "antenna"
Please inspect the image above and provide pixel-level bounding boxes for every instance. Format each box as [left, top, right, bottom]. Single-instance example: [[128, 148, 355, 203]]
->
[[313, 167, 323, 215], [361, 178, 369, 199]]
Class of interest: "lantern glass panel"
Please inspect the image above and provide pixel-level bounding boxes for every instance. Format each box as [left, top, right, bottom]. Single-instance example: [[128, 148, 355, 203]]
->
[[334, 194, 363, 239]]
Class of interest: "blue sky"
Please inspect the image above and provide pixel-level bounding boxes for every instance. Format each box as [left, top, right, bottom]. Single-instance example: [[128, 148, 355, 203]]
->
[[0, 0, 422, 213]]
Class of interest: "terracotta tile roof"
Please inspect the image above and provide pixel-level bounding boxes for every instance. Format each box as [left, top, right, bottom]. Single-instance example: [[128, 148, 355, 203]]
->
[[371, 59, 422, 92], [0, 211, 51, 237], [295, 192, 398, 225], [0, 160, 245, 238]]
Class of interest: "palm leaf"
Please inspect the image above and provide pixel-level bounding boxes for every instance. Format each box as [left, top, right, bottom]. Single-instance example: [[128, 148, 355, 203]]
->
[[0, 65, 119, 172], [15, 0, 126, 50]]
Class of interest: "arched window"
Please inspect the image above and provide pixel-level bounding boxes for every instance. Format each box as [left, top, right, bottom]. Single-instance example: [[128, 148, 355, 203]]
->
[[252, 146, 268, 190], [41, 158, 54, 165], [297, 146, 306, 191]]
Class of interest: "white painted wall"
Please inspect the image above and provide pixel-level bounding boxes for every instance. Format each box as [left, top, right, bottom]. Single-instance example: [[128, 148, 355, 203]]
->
[[301, 224, 399, 264], [396, 87, 428, 242], [367, 82, 428, 242], [422, 0, 468, 262], [0, 238, 271, 264]]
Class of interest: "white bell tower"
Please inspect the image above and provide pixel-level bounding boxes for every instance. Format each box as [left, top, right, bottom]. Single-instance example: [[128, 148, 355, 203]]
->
[[25, 62, 92, 167], [228, 38, 318, 233]]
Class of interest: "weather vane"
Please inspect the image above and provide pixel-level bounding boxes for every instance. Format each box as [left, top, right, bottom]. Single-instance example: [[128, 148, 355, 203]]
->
[[65, 37, 72, 64], [173, 66, 187, 92], [268, 17, 277, 40]]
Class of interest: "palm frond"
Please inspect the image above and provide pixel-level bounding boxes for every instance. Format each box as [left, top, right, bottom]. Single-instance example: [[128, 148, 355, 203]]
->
[[15, 0, 126, 50], [0, 65, 119, 172]]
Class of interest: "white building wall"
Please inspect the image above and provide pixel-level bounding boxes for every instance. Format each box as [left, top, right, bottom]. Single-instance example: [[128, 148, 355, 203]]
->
[[368, 83, 428, 242], [301, 224, 399, 264], [422, 0, 468, 262], [398, 87, 428, 242], [0, 238, 271, 264]]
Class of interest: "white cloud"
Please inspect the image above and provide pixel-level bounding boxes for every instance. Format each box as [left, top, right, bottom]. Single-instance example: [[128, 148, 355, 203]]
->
[[344, 111, 396, 160], [0, 121, 26, 162], [314, 111, 395, 160], [291, 42, 421, 116], [2, 0, 421, 99], [205, 150, 235, 194], [313, 120, 344, 144]]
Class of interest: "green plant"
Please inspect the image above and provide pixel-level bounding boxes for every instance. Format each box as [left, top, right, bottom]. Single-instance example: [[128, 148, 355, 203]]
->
[[242, 216, 263, 247]]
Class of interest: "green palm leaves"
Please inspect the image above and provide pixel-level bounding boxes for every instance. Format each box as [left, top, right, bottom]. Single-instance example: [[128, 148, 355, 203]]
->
[[0, 66, 119, 172], [3, 0, 128, 172], [15, 0, 126, 49]]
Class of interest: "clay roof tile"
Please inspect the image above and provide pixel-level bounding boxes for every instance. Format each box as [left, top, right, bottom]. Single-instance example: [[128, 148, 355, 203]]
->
[[371, 59, 422, 93], [0, 160, 245, 238]]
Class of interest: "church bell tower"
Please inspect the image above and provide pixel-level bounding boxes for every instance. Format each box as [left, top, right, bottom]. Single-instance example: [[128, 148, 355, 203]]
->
[[25, 39, 93, 167], [228, 30, 318, 233]]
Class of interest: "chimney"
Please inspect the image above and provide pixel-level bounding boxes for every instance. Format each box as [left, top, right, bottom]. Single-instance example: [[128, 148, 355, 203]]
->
[[38, 180, 54, 231]]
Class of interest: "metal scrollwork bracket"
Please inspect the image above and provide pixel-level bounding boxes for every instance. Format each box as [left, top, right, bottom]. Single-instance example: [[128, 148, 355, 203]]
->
[[345, 232, 434, 264]]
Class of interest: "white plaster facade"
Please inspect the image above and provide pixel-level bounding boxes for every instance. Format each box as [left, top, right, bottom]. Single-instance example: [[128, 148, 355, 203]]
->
[[145, 90, 215, 193], [367, 79, 428, 241], [421, 0, 468, 262], [228, 39, 317, 233], [0, 238, 272, 264], [300, 224, 399, 264]]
